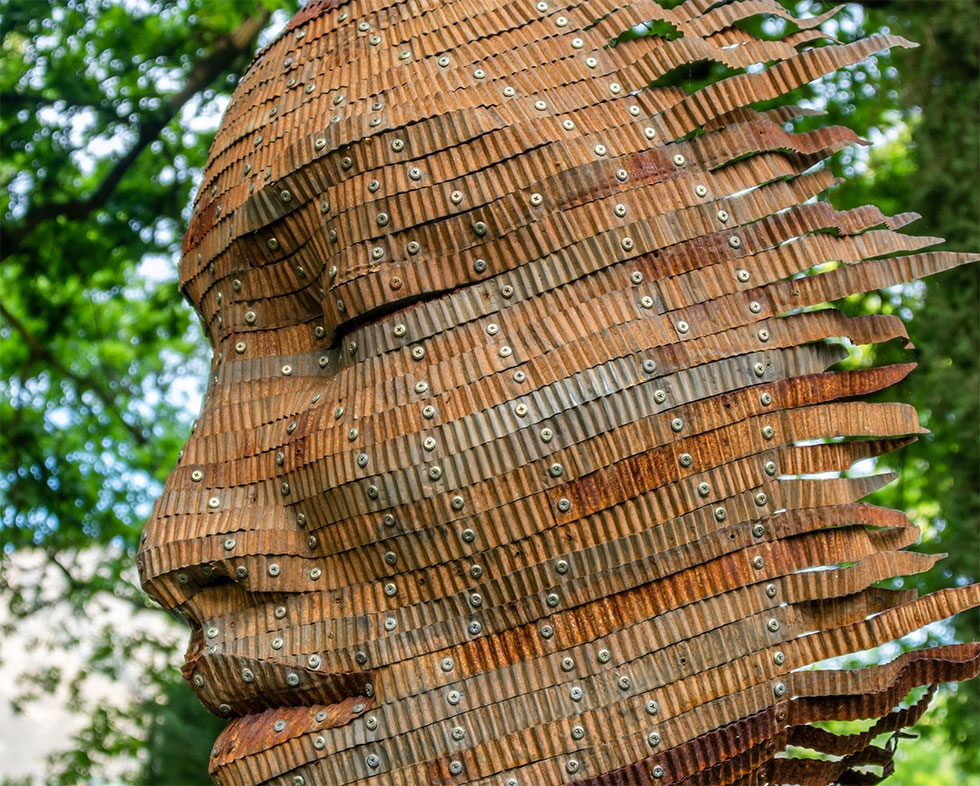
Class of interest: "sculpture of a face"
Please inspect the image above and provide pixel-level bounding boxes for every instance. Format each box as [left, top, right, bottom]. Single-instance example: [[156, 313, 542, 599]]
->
[[139, 2, 980, 784]]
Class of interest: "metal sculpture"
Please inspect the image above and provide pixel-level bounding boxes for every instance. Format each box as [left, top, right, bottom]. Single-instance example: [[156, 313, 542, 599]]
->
[[138, 1, 979, 784]]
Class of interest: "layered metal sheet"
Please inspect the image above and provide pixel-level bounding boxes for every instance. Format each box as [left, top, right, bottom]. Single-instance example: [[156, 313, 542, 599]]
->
[[137, 0, 980, 784]]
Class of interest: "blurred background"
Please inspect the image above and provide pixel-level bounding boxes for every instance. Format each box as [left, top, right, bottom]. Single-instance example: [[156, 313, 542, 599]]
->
[[0, 1, 976, 784]]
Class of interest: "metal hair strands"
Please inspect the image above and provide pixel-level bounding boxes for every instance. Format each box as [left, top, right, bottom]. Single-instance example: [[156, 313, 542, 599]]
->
[[138, 0, 980, 784]]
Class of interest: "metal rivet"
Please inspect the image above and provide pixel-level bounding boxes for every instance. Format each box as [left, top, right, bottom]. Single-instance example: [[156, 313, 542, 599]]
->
[[534, 100, 547, 111], [267, 237, 280, 250], [676, 321, 690, 334], [241, 668, 254, 682], [586, 57, 597, 68], [384, 617, 397, 631], [717, 209, 729, 222], [470, 564, 483, 578], [609, 82, 622, 94], [438, 55, 450, 67], [762, 425, 775, 440], [561, 657, 575, 672], [644, 126, 656, 139], [653, 765, 665, 778], [503, 86, 516, 97], [549, 463, 564, 478], [753, 556, 766, 570], [594, 144, 608, 156], [571, 37, 584, 48], [469, 593, 483, 608], [754, 362, 766, 377], [562, 119, 575, 130], [540, 427, 554, 443], [571, 725, 586, 740], [749, 301, 762, 314], [642, 359, 657, 374], [461, 528, 476, 543], [540, 624, 554, 639], [753, 523, 765, 538], [766, 583, 778, 598], [529, 192, 543, 206], [286, 672, 300, 686], [673, 154, 685, 166], [761, 392, 773, 406], [309, 567, 322, 580], [645, 699, 660, 715], [764, 461, 777, 477], [449, 761, 463, 775], [597, 648, 611, 664], [468, 621, 482, 635], [451, 726, 466, 741], [774, 682, 786, 697], [447, 690, 461, 705], [366, 485, 379, 500], [768, 618, 780, 632], [513, 370, 526, 382], [715, 507, 727, 521], [474, 68, 486, 79], [218, 704, 232, 715], [774, 651, 786, 665], [647, 731, 662, 747], [399, 49, 411, 60], [280, 481, 290, 496], [474, 259, 487, 273], [422, 405, 436, 419], [622, 237, 634, 251], [207, 497, 220, 509], [235, 565, 248, 579], [281, 364, 292, 376], [618, 675, 632, 690], [758, 328, 771, 342], [630, 271, 644, 285], [679, 453, 693, 467], [441, 657, 455, 673], [296, 513, 307, 527], [451, 496, 465, 511], [498, 345, 513, 358], [755, 492, 769, 506], [640, 295, 654, 309], [473, 220, 488, 236], [268, 563, 280, 577], [348, 428, 358, 441], [366, 754, 380, 769], [569, 686, 583, 700], [428, 466, 443, 480], [271, 637, 283, 650], [412, 346, 426, 360], [671, 418, 684, 432], [556, 15, 568, 26], [566, 759, 579, 774], [557, 497, 571, 512], [191, 470, 203, 482], [546, 593, 560, 608], [356, 453, 369, 469], [383, 583, 397, 597], [654, 390, 667, 404], [515, 403, 528, 417], [313, 736, 326, 750], [698, 482, 711, 497]]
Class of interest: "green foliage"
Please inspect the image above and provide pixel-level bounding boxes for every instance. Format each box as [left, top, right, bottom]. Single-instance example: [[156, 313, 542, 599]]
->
[[0, 0, 975, 784], [1, 1, 295, 783]]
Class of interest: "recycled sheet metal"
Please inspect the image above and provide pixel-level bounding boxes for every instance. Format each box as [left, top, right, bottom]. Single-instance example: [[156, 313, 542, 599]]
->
[[138, 0, 980, 783]]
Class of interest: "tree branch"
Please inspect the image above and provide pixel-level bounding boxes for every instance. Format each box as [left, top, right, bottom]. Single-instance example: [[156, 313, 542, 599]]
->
[[0, 298, 148, 445], [1, 10, 270, 263]]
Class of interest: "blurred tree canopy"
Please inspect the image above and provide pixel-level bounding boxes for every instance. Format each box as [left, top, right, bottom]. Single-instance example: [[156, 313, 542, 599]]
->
[[0, 1, 976, 784]]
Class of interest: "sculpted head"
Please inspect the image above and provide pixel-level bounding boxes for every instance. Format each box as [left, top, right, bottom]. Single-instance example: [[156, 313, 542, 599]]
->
[[139, 2, 980, 785]]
